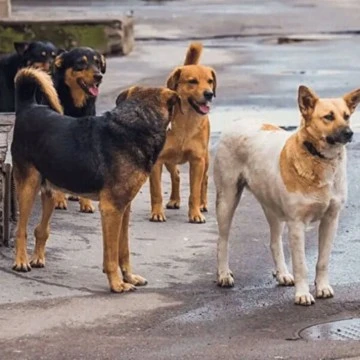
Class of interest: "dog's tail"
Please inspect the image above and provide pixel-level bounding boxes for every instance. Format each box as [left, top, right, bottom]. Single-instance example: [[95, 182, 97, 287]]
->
[[15, 67, 63, 114], [184, 42, 203, 65]]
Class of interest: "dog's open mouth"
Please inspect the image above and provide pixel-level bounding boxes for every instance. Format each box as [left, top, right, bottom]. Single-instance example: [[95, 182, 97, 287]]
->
[[77, 79, 100, 97], [188, 98, 211, 115]]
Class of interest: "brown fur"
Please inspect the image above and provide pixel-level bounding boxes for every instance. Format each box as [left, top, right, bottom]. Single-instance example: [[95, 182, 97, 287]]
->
[[15, 68, 63, 114], [261, 123, 282, 131], [280, 86, 360, 195], [149, 42, 216, 223]]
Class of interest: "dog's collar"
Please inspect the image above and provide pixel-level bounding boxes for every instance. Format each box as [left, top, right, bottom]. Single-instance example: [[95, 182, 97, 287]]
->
[[303, 141, 326, 159]]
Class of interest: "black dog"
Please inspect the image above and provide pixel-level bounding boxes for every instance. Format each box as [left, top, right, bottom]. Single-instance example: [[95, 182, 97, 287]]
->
[[0, 41, 59, 112], [11, 68, 180, 292], [51, 47, 106, 211]]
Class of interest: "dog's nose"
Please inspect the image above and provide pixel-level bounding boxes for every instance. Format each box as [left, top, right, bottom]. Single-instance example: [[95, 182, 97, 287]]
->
[[203, 90, 214, 101], [342, 127, 354, 142], [94, 73, 103, 82]]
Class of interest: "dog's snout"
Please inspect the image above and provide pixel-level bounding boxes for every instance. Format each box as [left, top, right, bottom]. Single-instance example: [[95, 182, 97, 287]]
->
[[94, 73, 103, 82], [342, 127, 354, 141], [203, 90, 214, 101]]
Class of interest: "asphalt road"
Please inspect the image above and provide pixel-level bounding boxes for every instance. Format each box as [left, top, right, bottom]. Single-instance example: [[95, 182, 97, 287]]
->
[[2, 1, 360, 359]]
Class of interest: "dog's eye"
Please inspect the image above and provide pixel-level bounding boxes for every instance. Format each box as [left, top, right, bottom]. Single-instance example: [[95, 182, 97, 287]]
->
[[324, 113, 335, 121], [188, 79, 198, 85], [208, 79, 213, 84], [344, 113, 350, 121], [41, 51, 46, 57]]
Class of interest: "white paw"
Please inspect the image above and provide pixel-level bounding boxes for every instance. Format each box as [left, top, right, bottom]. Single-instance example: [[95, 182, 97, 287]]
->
[[217, 270, 234, 288], [274, 271, 294, 286], [295, 292, 315, 306], [316, 284, 334, 299]]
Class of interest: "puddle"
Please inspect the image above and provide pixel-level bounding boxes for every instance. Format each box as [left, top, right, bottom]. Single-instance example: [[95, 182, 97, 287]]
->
[[300, 318, 360, 340]]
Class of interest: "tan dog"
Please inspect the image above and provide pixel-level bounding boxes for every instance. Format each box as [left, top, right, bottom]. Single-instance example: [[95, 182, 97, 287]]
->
[[149, 42, 216, 223], [214, 85, 359, 305]]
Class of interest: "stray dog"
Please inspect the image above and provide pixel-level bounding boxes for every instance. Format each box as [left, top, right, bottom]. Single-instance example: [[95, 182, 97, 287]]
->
[[215, 85, 359, 305], [0, 41, 59, 112], [149, 42, 216, 223], [11, 68, 180, 292], [51, 47, 106, 213]]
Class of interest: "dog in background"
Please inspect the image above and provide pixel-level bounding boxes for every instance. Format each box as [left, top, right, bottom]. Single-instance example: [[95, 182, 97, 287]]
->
[[51, 47, 106, 213], [0, 41, 59, 112], [11, 68, 180, 292], [215, 85, 359, 305], [149, 42, 216, 223]]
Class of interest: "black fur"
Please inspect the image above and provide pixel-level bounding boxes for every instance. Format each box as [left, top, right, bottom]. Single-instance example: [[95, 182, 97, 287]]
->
[[12, 71, 172, 196], [0, 41, 59, 112], [53, 47, 106, 117]]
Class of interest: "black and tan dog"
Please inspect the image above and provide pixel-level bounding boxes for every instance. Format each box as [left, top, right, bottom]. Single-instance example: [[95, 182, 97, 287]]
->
[[11, 68, 180, 293], [0, 41, 59, 112], [50, 47, 107, 213]]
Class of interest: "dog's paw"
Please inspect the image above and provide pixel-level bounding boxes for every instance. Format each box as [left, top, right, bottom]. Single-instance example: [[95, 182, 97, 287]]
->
[[13, 256, 31, 272], [316, 284, 334, 299], [150, 211, 166, 222], [110, 281, 137, 293], [189, 211, 206, 224], [274, 271, 294, 286], [295, 292, 315, 306], [200, 204, 208, 212], [217, 270, 234, 288], [79, 199, 95, 213], [30, 255, 45, 268], [55, 199, 68, 210], [124, 273, 148, 286], [68, 195, 79, 201], [166, 199, 180, 209]]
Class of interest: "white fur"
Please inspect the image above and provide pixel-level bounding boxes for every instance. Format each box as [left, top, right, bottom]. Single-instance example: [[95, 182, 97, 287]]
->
[[214, 123, 347, 306]]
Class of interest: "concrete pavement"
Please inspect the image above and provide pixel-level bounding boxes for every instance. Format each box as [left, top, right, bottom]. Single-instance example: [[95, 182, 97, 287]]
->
[[2, 0, 360, 359]]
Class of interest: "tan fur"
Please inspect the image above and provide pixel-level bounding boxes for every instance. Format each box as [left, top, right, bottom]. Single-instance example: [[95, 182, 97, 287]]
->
[[261, 123, 282, 131], [184, 42, 203, 65], [149, 42, 216, 223], [15, 68, 63, 114]]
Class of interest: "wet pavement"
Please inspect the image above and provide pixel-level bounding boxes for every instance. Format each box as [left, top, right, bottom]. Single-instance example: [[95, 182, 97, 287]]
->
[[2, 0, 360, 359]]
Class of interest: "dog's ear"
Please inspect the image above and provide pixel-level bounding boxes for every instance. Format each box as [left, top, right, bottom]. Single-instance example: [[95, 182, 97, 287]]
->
[[54, 52, 66, 69], [343, 88, 360, 114], [165, 89, 184, 114], [166, 68, 182, 90], [100, 54, 106, 74], [298, 85, 318, 121], [14, 42, 29, 56], [116, 86, 140, 106], [211, 69, 217, 97], [56, 48, 66, 56]]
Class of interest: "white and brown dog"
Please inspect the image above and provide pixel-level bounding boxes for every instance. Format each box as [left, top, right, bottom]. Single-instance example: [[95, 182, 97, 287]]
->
[[214, 85, 359, 306]]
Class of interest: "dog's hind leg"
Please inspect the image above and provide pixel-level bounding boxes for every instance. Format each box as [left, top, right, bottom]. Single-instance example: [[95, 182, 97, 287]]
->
[[30, 190, 55, 268], [165, 163, 181, 210], [99, 192, 135, 293], [119, 204, 147, 286], [262, 206, 294, 286], [149, 161, 166, 222], [53, 190, 68, 210], [13, 165, 41, 272], [216, 178, 244, 288], [200, 151, 209, 213]]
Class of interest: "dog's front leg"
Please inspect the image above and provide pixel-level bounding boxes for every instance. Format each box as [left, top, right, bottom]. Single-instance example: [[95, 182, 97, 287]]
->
[[288, 221, 315, 305], [315, 205, 340, 299], [200, 151, 209, 212], [99, 195, 135, 293], [119, 204, 148, 286], [165, 163, 181, 209], [149, 161, 166, 222], [53, 190, 67, 210], [188, 157, 206, 223]]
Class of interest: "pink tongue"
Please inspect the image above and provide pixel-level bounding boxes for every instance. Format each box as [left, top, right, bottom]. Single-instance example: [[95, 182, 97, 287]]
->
[[199, 104, 210, 114], [89, 86, 99, 97]]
